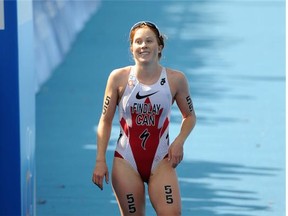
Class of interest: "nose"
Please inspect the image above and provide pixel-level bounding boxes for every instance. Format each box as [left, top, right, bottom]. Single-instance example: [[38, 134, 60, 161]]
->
[[140, 41, 148, 48]]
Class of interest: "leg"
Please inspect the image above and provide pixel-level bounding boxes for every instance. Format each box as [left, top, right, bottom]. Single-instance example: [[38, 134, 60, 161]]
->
[[148, 158, 182, 216], [112, 157, 146, 216]]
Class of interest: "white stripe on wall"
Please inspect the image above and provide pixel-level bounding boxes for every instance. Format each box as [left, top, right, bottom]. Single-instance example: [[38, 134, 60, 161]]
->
[[0, 0, 4, 30]]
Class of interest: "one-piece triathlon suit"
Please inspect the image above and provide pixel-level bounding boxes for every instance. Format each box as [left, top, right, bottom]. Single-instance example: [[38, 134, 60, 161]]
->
[[114, 66, 172, 183]]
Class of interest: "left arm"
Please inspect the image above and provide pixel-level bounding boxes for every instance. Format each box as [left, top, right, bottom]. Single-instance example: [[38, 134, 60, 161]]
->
[[168, 71, 196, 168]]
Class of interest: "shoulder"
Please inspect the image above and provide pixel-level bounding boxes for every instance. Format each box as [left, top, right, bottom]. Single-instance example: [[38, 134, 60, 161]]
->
[[107, 66, 131, 85], [165, 67, 190, 98], [109, 66, 131, 79], [166, 67, 187, 85]]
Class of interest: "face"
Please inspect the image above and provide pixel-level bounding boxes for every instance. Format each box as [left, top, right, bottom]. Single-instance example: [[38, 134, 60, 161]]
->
[[130, 27, 163, 64]]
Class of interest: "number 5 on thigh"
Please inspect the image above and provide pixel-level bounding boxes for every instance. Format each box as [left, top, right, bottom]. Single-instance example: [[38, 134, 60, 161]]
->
[[148, 161, 181, 213], [164, 185, 174, 204], [126, 193, 136, 213]]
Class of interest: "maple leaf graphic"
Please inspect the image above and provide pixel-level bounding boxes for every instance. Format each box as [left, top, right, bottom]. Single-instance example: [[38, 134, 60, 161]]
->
[[120, 97, 169, 181]]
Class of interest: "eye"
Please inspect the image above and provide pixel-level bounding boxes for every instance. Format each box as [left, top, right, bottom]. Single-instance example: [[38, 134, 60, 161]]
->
[[135, 39, 142, 45]]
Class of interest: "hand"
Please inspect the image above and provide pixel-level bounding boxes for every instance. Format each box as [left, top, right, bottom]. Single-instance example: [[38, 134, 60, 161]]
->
[[168, 140, 184, 168], [92, 160, 109, 190]]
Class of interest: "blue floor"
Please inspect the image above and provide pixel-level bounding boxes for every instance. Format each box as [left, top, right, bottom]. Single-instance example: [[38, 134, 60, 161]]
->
[[36, 1, 286, 215]]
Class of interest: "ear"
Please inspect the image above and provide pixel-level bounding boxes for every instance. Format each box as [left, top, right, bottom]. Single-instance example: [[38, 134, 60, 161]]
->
[[158, 45, 163, 53]]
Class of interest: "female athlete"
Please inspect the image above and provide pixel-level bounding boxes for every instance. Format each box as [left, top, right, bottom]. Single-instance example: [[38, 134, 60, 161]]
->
[[92, 21, 196, 216]]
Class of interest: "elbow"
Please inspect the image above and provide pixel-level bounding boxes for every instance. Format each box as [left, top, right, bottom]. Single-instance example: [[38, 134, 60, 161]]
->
[[188, 110, 196, 129], [183, 111, 196, 129], [193, 110, 197, 125], [191, 112, 196, 129]]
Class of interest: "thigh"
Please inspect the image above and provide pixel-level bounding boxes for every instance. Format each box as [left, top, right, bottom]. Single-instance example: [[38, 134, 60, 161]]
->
[[148, 159, 182, 216], [112, 157, 146, 216]]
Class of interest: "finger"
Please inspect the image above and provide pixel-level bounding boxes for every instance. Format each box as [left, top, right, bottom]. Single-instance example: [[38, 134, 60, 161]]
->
[[105, 172, 109, 184], [97, 184, 103, 190], [97, 176, 104, 190], [176, 156, 182, 164], [172, 162, 178, 168], [96, 181, 103, 190], [177, 156, 183, 165], [171, 156, 182, 168], [92, 175, 97, 185], [93, 175, 103, 190], [169, 156, 176, 168]]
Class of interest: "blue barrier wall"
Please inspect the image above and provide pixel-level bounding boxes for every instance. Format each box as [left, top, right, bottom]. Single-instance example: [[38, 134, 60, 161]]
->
[[0, 1, 100, 215], [0, 0, 34, 215], [0, 0, 22, 215]]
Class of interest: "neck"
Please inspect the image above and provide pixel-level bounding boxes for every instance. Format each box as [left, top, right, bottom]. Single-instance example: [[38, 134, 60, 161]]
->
[[134, 63, 162, 84], [134, 62, 161, 75]]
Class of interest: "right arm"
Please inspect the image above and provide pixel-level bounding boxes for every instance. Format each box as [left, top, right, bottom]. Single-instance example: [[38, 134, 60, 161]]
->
[[92, 70, 119, 190]]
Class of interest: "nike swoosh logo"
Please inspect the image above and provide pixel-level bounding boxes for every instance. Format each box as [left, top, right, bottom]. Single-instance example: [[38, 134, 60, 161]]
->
[[136, 91, 158, 99]]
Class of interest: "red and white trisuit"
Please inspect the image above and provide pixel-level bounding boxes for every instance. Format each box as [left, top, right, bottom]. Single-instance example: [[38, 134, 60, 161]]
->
[[115, 66, 172, 183]]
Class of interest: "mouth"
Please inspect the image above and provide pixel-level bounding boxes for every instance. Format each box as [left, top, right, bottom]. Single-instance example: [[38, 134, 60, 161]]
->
[[139, 51, 150, 56]]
